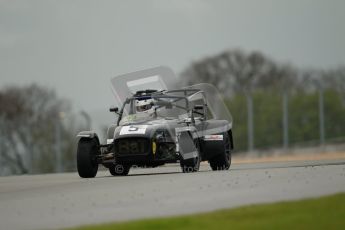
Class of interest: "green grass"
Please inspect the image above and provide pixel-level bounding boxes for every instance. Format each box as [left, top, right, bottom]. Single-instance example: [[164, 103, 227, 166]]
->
[[69, 193, 345, 230]]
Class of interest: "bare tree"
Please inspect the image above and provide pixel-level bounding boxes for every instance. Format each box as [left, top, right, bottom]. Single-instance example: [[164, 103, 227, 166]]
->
[[0, 84, 80, 175], [180, 49, 299, 96]]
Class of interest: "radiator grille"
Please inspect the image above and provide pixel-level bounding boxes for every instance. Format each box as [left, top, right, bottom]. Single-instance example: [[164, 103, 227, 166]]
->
[[115, 138, 150, 155]]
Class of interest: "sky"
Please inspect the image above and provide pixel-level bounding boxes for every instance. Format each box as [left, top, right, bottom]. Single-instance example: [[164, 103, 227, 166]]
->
[[1, 0, 345, 130]]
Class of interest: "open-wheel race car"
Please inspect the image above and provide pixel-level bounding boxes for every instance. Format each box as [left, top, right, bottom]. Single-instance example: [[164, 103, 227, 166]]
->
[[76, 67, 233, 177]]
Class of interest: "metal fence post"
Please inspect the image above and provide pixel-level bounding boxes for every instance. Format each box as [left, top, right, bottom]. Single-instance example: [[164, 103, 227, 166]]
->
[[319, 87, 325, 145], [246, 92, 254, 152], [27, 130, 33, 174], [282, 91, 289, 149], [0, 116, 3, 175], [80, 110, 92, 130], [55, 112, 65, 173], [55, 121, 62, 173]]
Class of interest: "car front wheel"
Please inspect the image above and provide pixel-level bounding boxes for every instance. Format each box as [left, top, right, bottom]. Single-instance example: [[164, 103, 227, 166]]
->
[[77, 138, 99, 178], [109, 164, 131, 176]]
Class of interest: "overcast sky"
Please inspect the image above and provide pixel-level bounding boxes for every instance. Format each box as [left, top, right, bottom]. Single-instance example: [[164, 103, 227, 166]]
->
[[1, 0, 345, 129]]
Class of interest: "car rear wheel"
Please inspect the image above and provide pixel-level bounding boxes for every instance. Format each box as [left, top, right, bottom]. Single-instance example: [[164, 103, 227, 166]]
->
[[77, 138, 99, 178], [209, 132, 231, 171], [109, 164, 131, 176]]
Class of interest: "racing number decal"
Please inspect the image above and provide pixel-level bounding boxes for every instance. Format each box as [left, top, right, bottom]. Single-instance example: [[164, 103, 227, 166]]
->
[[119, 125, 148, 135], [128, 126, 139, 132]]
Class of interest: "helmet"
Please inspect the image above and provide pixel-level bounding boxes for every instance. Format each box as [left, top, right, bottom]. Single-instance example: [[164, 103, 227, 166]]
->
[[136, 99, 154, 113]]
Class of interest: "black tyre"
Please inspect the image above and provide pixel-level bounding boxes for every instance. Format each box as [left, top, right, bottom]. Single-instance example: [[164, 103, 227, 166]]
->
[[109, 164, 130, 176], [180, 136, 201, 173], [77, 138, 99, 178], [209, 132, 231, 171]]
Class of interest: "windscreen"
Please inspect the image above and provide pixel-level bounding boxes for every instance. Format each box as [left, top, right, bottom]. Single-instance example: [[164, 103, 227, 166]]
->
[[110, 66, 180, 112], [118, 95, 189, 125], [184, 83, 233, 126]]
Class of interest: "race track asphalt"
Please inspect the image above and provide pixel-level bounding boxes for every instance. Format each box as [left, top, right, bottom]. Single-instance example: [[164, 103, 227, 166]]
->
[[0, 159, 345, 230]]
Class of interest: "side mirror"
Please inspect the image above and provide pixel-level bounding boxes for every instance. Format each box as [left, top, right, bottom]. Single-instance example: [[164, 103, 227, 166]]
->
[[194, 105, 204, 110], [109, 107, 119, 113]]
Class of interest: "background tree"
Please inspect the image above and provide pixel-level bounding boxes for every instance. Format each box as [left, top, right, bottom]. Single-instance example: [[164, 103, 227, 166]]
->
[[0, 84, 83, 175], [181, 49, 345, 152]]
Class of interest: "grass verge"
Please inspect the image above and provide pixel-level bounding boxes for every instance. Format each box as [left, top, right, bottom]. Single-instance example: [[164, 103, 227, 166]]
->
[[68, 193, 345, 230]]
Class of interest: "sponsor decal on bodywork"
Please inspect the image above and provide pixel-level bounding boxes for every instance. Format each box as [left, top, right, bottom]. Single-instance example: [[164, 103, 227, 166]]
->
[[204, 134, 223, 141]]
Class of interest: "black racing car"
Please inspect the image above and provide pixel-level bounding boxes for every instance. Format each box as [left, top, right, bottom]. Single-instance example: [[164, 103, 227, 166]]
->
[[76, 87, 233, 178]]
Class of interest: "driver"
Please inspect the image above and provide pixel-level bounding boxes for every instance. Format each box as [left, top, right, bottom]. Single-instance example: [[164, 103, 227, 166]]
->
[[135, 99, 155, 114]]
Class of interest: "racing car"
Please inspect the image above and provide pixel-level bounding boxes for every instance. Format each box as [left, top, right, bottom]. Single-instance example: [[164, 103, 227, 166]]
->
[[76, 67, 233, 178]]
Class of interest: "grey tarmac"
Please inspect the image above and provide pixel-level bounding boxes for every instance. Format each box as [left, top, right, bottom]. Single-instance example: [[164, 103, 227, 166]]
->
[[0, 160, 345, 230]]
